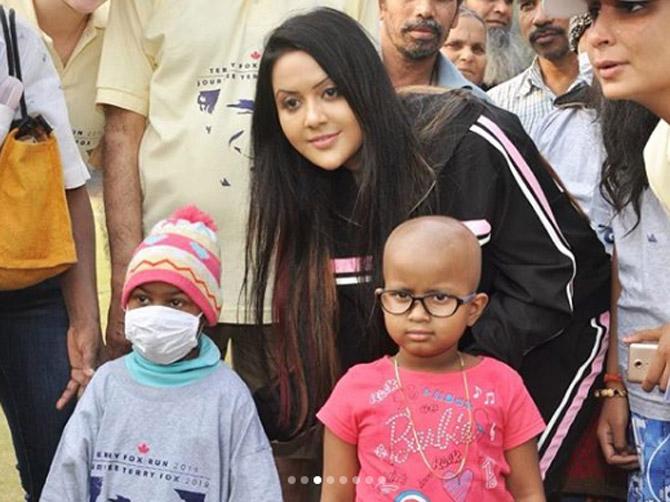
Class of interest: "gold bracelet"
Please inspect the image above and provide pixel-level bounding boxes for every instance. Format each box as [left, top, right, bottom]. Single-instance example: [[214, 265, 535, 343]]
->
[[594, 388, 628, 398]]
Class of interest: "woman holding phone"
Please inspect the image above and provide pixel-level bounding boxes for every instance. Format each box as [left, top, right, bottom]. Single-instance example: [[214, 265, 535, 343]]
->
[[545, 0, 670, 498]]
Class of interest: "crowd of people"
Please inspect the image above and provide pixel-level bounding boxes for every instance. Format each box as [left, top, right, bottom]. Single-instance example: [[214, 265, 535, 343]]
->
[[1, 0, 669, 501]]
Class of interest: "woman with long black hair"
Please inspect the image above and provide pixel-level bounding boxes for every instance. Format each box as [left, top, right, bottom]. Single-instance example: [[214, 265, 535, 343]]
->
[[245, 8, 610, 498]]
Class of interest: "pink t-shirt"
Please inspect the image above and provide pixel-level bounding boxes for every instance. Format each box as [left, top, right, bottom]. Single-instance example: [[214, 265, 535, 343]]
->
[[317, 356, 545, 501]]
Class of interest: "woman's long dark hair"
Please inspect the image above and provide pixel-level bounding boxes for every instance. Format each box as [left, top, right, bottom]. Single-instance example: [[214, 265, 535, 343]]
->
[[599, 94, 659, 223], [246, 8, 434, 435], [398, 86, 478, 157]]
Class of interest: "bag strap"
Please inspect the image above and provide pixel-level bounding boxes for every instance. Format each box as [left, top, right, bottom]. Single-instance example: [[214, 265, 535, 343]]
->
[[8, 9, 28, 121], [1, 7, 28, 122], [0, 7, 15, 77]]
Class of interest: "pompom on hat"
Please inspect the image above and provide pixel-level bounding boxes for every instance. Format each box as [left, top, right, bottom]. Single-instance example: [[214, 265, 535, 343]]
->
[[121, 206, 222, 326]]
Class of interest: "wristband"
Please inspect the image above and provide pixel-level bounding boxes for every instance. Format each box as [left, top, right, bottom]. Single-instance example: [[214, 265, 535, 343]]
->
[[594, 388, 628, 398], [604, 373, 624, 384]]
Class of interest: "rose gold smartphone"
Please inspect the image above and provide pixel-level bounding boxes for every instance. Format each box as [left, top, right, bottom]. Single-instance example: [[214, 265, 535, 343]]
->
[[627, 343, 658, 383]]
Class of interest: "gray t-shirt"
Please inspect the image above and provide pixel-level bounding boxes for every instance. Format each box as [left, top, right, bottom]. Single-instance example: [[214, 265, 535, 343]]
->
[[41, 358, 282, 501], [613, 189, 670, 421]]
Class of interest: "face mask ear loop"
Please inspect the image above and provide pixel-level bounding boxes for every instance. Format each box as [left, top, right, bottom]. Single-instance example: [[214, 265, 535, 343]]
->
[[196, 314, 206, 342]]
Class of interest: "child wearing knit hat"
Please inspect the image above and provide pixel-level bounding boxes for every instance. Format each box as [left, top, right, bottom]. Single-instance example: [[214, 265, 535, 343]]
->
[[41, 206, 282, 501]]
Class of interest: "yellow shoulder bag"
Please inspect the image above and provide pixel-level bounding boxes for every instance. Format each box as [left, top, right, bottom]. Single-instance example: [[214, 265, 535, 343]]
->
[[0, 7, 77, 290]]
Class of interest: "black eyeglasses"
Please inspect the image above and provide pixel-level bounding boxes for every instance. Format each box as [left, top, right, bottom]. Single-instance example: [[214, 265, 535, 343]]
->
[[375, 288, 476, 318]]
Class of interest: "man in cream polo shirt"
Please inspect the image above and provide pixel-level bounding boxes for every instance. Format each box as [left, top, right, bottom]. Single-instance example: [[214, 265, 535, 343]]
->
[[3, 0, 107, 166], [97, 3, 377, 499]]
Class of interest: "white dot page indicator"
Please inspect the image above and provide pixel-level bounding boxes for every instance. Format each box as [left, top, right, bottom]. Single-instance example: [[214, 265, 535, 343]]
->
[[284, 475, 388, 485]]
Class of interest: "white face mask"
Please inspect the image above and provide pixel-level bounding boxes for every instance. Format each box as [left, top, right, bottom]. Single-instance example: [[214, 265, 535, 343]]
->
[[124, 306, 201, 365]]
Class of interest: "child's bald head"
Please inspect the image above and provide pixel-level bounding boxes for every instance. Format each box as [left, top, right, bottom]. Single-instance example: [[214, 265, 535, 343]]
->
[[383, 216, 482, 292]]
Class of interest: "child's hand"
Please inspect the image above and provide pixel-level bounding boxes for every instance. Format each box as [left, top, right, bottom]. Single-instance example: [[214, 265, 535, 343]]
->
[[623, 324, 670, 392], [596, 396, 638, 469]]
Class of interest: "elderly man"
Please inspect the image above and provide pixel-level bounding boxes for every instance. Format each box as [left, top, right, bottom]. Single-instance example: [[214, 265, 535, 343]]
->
[[465, 0, 531, 87], [380, 0, 489, 99]]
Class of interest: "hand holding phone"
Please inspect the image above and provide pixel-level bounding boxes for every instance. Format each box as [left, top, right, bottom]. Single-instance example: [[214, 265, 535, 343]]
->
[[627, 343, 658, 383], [624, 324, 670, 395]]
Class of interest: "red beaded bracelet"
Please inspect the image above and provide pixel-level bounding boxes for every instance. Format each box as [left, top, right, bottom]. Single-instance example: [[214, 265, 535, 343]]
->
[[604, 373, 624, 384]]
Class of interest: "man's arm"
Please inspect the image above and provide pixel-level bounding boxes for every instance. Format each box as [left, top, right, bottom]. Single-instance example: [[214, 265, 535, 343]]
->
[[102, 105, 146, 360], [57, 185, 101, 409]]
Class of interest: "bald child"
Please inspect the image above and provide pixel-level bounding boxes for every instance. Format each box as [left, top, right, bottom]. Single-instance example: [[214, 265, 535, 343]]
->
[[318, 216, 547, 502], [379, 216, 488, 372]]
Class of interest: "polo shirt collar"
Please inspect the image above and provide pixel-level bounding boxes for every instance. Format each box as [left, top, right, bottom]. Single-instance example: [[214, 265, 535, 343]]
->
[[517, 56, 590, 98], [517, 57, 546, 97]]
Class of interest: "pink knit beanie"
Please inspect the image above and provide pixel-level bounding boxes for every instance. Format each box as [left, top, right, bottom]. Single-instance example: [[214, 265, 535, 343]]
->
[[121, 206, 222, 326]]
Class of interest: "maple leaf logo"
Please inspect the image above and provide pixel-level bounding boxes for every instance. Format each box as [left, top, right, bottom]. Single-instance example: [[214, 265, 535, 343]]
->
[[251, 50, 261, 60], [137, 442, 150, 455]]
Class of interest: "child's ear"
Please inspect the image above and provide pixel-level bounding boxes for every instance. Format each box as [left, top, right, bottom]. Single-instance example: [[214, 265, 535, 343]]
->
[[466, 293, 489, 327]]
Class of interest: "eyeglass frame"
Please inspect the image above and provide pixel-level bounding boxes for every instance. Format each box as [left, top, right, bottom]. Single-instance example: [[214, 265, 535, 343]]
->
[[375, 288, 477, 318]]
